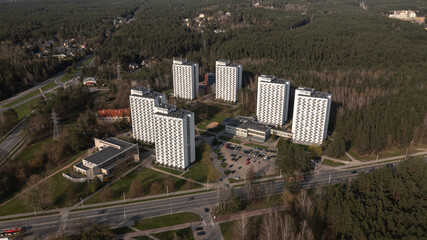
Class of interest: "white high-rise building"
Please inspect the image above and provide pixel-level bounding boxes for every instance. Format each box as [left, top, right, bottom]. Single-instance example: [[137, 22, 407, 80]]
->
[[172, 59, 199, 100], [153, 103, 196, 169], [292, 87, 332, 145], [215, 60, 242, 103], [256, 75, 290, 127], [130, 87, 166, 143]]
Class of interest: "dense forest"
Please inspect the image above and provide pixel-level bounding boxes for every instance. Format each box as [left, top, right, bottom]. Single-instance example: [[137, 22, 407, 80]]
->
[[314, 158, 427, 239], [95, 0, 427, 155], [0, 0, 142, 99]]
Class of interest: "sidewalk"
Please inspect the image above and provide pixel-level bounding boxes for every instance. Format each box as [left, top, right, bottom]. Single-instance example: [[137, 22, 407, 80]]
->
[[150, 165, 204, 185]]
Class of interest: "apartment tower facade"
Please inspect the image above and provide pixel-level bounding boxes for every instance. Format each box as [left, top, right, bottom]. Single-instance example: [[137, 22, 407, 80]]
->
[[215, 60, 242, 103], [153, 104, 196, 169], [291, 87, 332, 145], [172, 59, 199, 100], [256, 75, 290, 127], [129, 87, 166, 143]]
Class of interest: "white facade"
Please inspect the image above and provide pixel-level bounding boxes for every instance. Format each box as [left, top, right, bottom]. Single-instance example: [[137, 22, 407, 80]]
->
[[173, 59, 199, 100], [256, 75, 290, 127], [292, 87, 332, 146], [129, 87, 166, 143], [215, 60, 242, 103], [153, 104, 196, 169]]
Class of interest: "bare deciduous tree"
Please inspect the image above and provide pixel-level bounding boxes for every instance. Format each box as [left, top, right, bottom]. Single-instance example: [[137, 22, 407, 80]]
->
[[280, 214, 295, 240], [264, 182, 273, 203], [295, 190, 313, 221], [235, 214, 249, 240]]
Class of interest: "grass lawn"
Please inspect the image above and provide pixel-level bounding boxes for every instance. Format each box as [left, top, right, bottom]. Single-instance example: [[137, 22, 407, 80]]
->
[[195, 104, 233, 130], [220, 215, 263, 240], [228, 178, 243, 184], [347, 147, 418, 162], [152, 227, 194, 240], [0, 196, 32, 216], [112, 227, 135, 234], [60, 69, 80, 83], [244, 143, 268, 150], [85, 168, 202, 204], [3, 90, 40, 108], [201, 131, 215, 137], [41, 81, 57, 92], [154, 165, 183, 175], [14, 97, 42, 120], [219, 136, 241, 144], [133, 236, 152, 240], [322, 159, 345, 167], [183, 158, 220, 183], [14, 138, 52, 163], [134, 212, 201, 231]]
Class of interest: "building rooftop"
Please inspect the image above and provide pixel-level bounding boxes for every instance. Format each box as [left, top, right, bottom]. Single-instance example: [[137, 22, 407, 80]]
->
[[296, 87, 331, 99], [227, 116, 271, 132], [216, 59, 240, 67], [259, 75, 289, 85], [131, 87, 164, 99], [84, 137, 136, 166], [74, 161, 90, 171], [154, 104, 193, 119], [173, 58, 196, 66]]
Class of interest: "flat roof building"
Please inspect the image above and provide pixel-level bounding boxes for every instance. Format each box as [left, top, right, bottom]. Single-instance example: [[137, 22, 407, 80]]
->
[[73, 138, 139, 179], [215, 60, 242, 103], [97, 109, 130, 124], [130, 87, 166, 143], [292, 87, 332, 145], [225, 116, 271, 142], [256, 75, 290, 127], [153, 103, 196, 169], [173, 59, 199, 100]]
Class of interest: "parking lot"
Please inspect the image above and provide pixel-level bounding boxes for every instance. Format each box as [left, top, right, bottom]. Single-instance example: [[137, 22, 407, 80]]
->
[[216, 142, 277, 182]]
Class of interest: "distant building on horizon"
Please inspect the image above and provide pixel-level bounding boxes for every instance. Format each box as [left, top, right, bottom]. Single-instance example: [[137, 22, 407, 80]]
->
[[256, 75, 290, 127], [172, 59, 199, 100], [153, 103, 195, 169], [215, 60, 242, 103], [292, 87, 332, 146], [129, 87, 166, 143]]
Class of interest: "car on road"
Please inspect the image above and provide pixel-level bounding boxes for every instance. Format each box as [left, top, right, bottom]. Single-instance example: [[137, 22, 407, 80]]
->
[[197, 231, 206, 236], [188, 197, 194, 200], [204, 208, 210, 213], [196, 226, 204, 231], [351, 170, 358, 174], [97, 209, 106, 214]]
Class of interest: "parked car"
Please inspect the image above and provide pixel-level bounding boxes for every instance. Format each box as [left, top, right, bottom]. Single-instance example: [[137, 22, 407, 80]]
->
[[218, 178, 223, 182], [234, 176, 240, 180], [229, 164, 233, 168], [238, 166, 242, 170], [196, 226, 204, 231], [197, 231, 206, 236], [204, 208, 210, 213]]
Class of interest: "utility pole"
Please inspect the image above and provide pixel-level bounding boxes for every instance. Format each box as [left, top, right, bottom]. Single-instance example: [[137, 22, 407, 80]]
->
[[80, 198, 84, 209], [376, 154, 379, 165], [167, 185, 169, 198], [33, 205, 36, 216], [116, 63, 121, 80], [123, 192, 126, 220], [52, 108, 61, 141], [279, 169, 282, 179], [328, 175, 331, 184]]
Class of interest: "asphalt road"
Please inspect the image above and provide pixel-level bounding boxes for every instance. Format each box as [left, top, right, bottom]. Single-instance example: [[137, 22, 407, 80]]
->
[[0, 164, 392, 238], [0, 119, 26, 162]]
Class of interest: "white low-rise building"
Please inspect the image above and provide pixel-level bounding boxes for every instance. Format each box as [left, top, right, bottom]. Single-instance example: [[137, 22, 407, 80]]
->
[[256, 75, 290, 127], [215, 60, 242, 103], [173, 59, 199, 100], [292, 87, 332, 146], [153, 103, 196, 169]]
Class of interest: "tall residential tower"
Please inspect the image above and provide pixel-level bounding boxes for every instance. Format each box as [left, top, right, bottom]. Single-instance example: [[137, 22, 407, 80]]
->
[[153, 103, 196, 169], [256, 75, 290, 127], [215, 60, 242, 103], [129, 87, 166, 143], [172, 59, 199, 100], [291, 87, 332, 145]]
